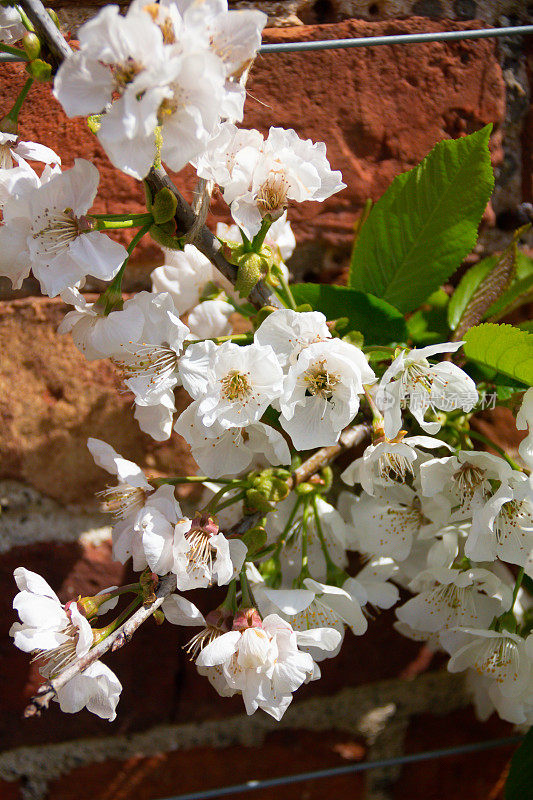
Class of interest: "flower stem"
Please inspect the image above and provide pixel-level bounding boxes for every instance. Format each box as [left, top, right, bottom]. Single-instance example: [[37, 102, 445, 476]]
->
[[311, 493, 334, 570], [0, 42, 28, 59], [275, 269, 298, 311], [239, 566, 254, 608], [250, 217, 273, 252], [184, 333, 254, 347], [1, 76, 33, 128], [15, 5, 35, 32], [296, 500, 312, 585], [98, 221, 152, 314], [511, 567, 525, 611], [220, 579, 238, 616], [214, 491, 247, 513], [91, 596, 142, 645], [468, 429, 523, 471], [93, 212, 153, 231]]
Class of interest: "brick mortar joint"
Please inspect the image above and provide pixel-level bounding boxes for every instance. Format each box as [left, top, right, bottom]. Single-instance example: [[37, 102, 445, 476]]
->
[[0, 671, 469, 794]]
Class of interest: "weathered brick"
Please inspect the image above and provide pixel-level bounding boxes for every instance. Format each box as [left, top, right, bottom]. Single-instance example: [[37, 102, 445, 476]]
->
[[393, 706, 516, 800], [42, 728, 368, 800], [0, 297, 198, 504]]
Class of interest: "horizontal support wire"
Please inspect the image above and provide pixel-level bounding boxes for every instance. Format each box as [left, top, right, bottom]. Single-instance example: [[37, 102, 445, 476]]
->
[[0, 53, 27, 62], [157, 735, 523, 800], [259, 24, 533, 54]]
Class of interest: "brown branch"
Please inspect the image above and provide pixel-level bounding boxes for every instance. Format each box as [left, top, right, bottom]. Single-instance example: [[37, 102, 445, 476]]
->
[[292, 423, 371, 486], [19, 0, 282, 311], [23, 573, 178, 718]]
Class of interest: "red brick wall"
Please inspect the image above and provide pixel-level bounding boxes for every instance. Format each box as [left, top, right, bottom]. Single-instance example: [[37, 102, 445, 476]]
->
[[0, 4, 523, 800]]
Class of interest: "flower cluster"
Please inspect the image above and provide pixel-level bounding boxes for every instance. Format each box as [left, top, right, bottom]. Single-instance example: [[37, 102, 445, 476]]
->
[[3, 0, 532, 733], [53, 0, 266, 179]]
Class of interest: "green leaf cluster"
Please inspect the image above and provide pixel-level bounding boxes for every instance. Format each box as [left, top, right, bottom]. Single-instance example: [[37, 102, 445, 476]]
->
[[349, 125, 494, 313]]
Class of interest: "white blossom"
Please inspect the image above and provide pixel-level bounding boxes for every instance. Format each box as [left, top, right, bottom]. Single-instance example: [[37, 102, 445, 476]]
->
[[448, 629, 532, 698], [396, 565, 508, 641], [0, 159, 127, 296], [151, 243, 235, 315], [197, 124, 346, 237], [517, 388, 533, 471], [106, 291, 191, 439], [279, 339, 375, 450], [376, 342, 478, 438], [187, 299, 234, 338], [58, 287, 145, 361], [196, 612, 340, 719], [174, 401, 290, 477], [179, 339, 284, 429], [419, 450, 513, 520], [0, 6, 25, 44], [254, 308, 331, 368], [54, 2, 265, 180], [342, 484, 441, 562], [341, 435, 452, 496], [0, 133, 60, 172], [10, 568, 121, 720], [466, 472, 533, 568], [174, 516, 247, 590], [88, 437, 180, 569]]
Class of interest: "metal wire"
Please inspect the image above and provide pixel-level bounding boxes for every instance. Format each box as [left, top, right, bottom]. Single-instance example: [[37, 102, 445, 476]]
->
[[259, 24, 533, 54], [0, 53, 27, 62], [157, 735, 523, 800]]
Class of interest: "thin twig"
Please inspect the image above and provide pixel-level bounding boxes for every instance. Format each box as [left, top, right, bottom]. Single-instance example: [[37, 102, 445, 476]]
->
[[291, 423, 370, 486], [23, 574, 177, 718]]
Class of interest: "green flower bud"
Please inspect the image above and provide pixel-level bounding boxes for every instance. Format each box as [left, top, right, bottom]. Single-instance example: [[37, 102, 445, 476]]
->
[[26, 58, 52, 82], [87, 114, 101, 134], [270, 477, 290, 502], [22, 32, 41, 61], [241, 525, 267, 558], [295, 303, 313, 313], [152, 609, 165, 625], [244, 489, 275, 514], [152, 187, 177, 224], [295, 482, 315, 496], [149, 222, 183, 250], [235, 252, 265, 298], [252, 305, 277, 329]]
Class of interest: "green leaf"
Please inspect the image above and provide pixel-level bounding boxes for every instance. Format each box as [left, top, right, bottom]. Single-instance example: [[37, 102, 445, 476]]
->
[[290, 283, 407, 345], [448, 255, 497, 330], [463, 323, 533, 386], [450, 249, 533, 328], [505, 728, 532, 800], [518, 320, 533, 333], [486, 273, 533, 319], [407, 288, 450, 345], [349, 125, 494, 312]]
